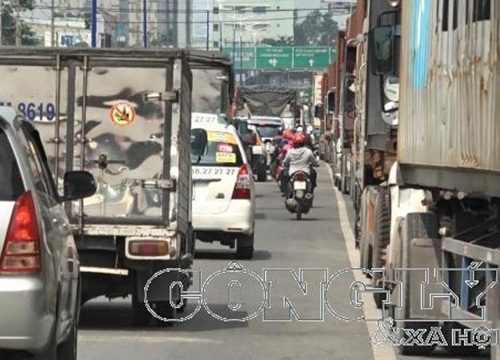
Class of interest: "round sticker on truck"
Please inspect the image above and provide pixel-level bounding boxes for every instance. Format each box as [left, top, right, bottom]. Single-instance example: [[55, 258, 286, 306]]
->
[[109, 102, 136, 127]]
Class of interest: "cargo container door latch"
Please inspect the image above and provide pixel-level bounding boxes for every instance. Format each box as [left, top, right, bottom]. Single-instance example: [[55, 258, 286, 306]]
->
[[141, 179, 176, 191], [144, 90, 179, 103]]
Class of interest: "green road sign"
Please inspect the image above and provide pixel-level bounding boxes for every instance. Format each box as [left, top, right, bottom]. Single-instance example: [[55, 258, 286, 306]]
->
[[221, 46, 338, 70], [256, 47, 293, 69], [221, 47, 256, 70], [294, 47, 333, 69]]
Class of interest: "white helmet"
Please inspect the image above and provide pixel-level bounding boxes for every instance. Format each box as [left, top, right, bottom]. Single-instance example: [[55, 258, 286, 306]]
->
[[296, 126, 303, 132]]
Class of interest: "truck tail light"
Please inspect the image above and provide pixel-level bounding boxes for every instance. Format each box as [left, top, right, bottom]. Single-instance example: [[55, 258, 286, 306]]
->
[[128, 240, 169, 257], [232, 164, 252, 199], [0, 192, 41, 273]]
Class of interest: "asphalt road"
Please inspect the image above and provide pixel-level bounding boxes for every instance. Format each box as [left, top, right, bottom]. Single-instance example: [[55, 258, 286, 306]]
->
[[77, 164, 488, 360]]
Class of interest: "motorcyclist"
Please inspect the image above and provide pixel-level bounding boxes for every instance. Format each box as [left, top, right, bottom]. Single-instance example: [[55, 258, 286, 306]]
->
[[283, 132, 319, 193]]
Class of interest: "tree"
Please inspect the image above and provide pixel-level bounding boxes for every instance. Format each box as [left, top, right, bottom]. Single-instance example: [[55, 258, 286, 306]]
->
[[294, 10, 338, 46], [259, 36, 294, 47], [1, 0, 40, 45]]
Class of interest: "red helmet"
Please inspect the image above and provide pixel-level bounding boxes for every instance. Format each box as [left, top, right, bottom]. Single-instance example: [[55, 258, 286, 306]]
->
[[293, 132, 306, 146], [283, 130, 294, 140]]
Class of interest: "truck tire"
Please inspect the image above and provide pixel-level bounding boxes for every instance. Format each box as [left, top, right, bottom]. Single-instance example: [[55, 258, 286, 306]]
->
[[395, 212, 439, 356], [151, 301, 176, 327], [442, 322, 483, 355], [372, 187, 391, 309], [132, 272, 153, 327], [236, 233, 254, 259]]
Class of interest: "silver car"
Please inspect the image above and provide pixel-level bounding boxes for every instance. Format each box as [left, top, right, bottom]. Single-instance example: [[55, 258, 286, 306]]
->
[[0, 107, 96, 359]]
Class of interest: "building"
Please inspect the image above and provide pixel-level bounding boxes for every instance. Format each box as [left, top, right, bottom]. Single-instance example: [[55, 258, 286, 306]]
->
[[191, 0, 213, 49], [320, 0, 356, 28], [46, 0, 191, 48], [156, 0, 193, 48], [211, 0, 294, 49], [24, 16, 114, 47]]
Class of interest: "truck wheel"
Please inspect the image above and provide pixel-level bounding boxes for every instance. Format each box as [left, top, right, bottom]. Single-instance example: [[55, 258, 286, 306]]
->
[[372, 187, 391, 309], [396, 322, 436, 355], [395, 212, 440, 356], [151, 301, 176, 327], [132, 273, 152, 327], [236, 234, 254, 259], [132, 296, 152, 327], [443, 322, 483, 355]]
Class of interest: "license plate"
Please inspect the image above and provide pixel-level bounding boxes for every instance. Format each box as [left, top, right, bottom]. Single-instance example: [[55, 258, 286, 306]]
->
[[294, 181, 307, 190], [252, 146, 263, 155]]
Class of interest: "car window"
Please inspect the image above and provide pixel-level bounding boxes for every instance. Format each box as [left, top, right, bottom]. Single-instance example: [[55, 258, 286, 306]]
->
[[191, 128, 243, 167], [0, 129, 24, 201], [15, 123, 56, 197]]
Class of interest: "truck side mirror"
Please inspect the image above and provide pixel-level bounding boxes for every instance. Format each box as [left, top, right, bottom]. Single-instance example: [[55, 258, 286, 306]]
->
[[314, 104, 323, 118], [369, 25, 395, 75]]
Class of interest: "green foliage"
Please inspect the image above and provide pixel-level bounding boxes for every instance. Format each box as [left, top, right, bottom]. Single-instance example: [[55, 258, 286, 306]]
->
[[73, 41, 89, 47], [260, 36, 294, 47], [1, 0, 40, 45], [294, 10, 338, 46]]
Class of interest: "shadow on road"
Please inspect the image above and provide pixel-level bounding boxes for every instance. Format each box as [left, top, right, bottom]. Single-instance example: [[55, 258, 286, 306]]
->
[[79, 301, 249, 332], [194, 250, 272, 261]]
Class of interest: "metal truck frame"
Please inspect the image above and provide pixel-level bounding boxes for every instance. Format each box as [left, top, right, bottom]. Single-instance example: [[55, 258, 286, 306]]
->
[[0, 47, 234, 327], [355, 0, 500, 358]]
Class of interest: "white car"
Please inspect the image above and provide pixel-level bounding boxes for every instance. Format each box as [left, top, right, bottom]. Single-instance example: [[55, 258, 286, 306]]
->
[[190, 120, 256, 259]]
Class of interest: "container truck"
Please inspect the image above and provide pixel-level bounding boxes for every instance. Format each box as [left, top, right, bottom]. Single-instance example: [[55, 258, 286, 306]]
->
[[357, 0, 500, 357], [0, 47, 234, 327], [235, 85, 297, 129]]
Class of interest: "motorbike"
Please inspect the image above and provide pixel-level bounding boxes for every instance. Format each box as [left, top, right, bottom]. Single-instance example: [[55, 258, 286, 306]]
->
[[284, 171, 314, 220]]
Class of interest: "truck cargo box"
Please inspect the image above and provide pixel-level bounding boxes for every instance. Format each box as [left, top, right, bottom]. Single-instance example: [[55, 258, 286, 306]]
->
[[397, 2, 500, 197], [0, 47, 233, 238]]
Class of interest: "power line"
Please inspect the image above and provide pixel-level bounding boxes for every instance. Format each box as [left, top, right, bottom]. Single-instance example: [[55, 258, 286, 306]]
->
[[21, 14, 329, 24], [23, 6, 350, 14]]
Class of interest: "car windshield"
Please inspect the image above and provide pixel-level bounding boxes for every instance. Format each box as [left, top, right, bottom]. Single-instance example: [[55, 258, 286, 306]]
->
[[0, 129, 24, 201], [252, 124, 281, 138], [191, 128, 243, 167]]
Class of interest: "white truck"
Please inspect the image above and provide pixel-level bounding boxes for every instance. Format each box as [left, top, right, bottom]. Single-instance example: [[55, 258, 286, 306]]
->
[[0, 47, 234, 326]]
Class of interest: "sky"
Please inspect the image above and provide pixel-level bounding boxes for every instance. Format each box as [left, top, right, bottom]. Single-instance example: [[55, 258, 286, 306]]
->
[[295, 0, 322, 10]]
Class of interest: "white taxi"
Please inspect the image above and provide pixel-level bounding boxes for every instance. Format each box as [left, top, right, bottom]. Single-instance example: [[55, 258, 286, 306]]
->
[[190, 114, 256, 259]]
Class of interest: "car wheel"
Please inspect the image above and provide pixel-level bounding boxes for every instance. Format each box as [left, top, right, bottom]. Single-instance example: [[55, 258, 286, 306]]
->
[[56, 319, 78, 360], [236, 234, 254, 260], [257, 169, 267, 182]]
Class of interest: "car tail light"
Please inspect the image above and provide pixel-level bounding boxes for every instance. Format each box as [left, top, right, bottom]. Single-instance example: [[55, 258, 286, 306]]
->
[[294, 173, 308, 181], [232, 164, 252, 199], [0, 192, 41, 273]]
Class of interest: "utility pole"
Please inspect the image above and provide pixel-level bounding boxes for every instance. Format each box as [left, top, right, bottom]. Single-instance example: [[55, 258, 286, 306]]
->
[[205, 10, 209, 51], [239, 32, 242, 85], [142, 0, 147, 47], [0, 0, 3, 45], [91, 0, 97, 47], [50, 0, 55, 46], [14, 2, 20, 46]]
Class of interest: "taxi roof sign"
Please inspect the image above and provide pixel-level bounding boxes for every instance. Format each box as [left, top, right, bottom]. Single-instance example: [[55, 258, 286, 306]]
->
[[192, 112, 226, 126]]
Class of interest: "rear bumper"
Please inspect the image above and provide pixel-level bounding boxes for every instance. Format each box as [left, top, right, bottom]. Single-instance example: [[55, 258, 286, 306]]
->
[[0, 277, 54, 353], [193, 200, 254, 235]]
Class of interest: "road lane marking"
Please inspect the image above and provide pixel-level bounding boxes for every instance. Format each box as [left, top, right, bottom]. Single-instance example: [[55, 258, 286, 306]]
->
[[79, 334, 221, 344], [325, 165, 397, 360]]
